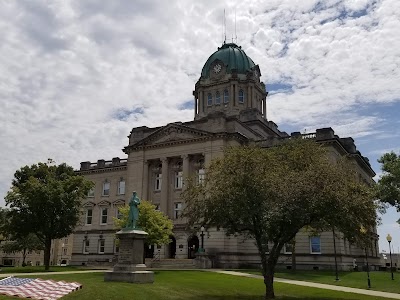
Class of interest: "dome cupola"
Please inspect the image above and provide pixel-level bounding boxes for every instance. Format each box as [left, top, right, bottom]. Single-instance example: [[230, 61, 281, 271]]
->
[[193, 43, 267, 122], [201, 43, 256, 79]]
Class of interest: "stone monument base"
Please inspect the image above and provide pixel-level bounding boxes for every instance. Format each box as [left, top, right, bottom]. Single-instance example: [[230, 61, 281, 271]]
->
[[104, 229, 154, 284]]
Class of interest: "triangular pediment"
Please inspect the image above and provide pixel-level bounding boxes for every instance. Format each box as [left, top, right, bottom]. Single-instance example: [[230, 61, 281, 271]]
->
[[135, 123, 212, 147], [83, 201, 96, 208], [98, 200, 111, 206], [113, 199, 126, 206]]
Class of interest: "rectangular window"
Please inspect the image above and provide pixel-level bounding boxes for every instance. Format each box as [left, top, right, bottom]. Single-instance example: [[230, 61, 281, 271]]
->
[[155, 173, 162, 191], [86, 209, 93, 225], [154, 204, 160, 211], [35, 261, 40, 266], [174, 202, 182, 219], [87, 188, 95, 197], [101, 208, 108, 224], [102, 182, 110, 196], [284, 242, 293, 254], [114, 240, 119, 253], [197, 169, 205, 184], [118, 181, 125, 195], [174, 171, 183, 189], [83, 240, 89, 254], [98, 240, 105, 254], [115, 207, 123, 219], [310, 236, 321, 254], [64, 238, 68, 245], [62, 248, 67, 255]]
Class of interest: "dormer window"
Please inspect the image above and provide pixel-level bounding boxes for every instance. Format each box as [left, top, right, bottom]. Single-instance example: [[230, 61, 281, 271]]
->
[[215, 92, 221, 105], [238, 90, 245, 104], [207, 93, 213, 106], [223, 90, 229, 103]]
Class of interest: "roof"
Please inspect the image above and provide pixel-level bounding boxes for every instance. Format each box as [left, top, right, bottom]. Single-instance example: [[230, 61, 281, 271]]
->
[[201, 43, 256, 78]]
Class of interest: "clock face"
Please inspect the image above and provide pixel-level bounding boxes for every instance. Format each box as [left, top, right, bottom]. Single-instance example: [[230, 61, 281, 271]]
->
[[213, 64, 222, 74]]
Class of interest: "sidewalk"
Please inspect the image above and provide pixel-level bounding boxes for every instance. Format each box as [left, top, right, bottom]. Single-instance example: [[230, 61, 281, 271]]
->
[[0, 269, 107, 278], [209, 270, 400, 300]]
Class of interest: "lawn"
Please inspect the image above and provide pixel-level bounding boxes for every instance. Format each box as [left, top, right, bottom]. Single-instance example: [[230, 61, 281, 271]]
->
[[0, 271, 395, 300], [242, 269, 400, 294]]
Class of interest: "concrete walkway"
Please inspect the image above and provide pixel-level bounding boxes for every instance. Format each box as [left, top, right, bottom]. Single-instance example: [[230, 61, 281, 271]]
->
[[0, 269, 107, 278], [209, 270, 400, 299]]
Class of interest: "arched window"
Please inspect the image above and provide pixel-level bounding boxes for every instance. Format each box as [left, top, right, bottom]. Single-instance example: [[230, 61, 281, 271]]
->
[[223, 90, 229, 103], [207, 93, 213, 106], [238, 90, 245, 104], [215, 91, 221, 104]]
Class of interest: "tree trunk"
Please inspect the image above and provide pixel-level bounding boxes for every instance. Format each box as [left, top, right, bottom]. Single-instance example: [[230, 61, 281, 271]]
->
[[264, 263, 275, 299], [22, 248, 27, 267], [291, 240, 296, 272], [260, 252, 277, 299], [43, 238, 52, 271]]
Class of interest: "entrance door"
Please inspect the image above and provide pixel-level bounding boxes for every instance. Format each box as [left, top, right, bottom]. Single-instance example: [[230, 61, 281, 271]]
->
[[188, 235, 199, 259], [145, 243, 154, 258], [168, 236, 176, 258]]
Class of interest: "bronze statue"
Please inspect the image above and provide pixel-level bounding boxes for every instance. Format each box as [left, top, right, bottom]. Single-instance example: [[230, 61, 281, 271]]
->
[[126, 191, 141, 229]]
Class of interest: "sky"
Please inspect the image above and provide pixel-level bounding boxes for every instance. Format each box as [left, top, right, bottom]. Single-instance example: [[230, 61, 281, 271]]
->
[[0, 0, 399, 254]]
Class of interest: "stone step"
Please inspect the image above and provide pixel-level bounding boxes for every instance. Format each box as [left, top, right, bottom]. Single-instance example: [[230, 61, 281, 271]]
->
[[151, 259, 197, 269]]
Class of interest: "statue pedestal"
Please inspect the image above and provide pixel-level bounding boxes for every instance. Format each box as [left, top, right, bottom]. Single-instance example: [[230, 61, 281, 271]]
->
[[104, 229, 154, 283]]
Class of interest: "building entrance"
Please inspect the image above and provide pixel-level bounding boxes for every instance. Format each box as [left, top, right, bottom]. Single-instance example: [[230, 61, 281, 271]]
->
[[188, 235, 199, 259], [168, 236, 176, 258]]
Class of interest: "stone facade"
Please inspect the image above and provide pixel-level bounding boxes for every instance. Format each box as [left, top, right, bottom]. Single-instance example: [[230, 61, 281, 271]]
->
[[71, 42, 380, 270]]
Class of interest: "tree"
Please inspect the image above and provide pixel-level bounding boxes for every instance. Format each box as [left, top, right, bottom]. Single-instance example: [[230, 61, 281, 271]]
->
[[1, 233, 44, 266], [376, 152, 400, 212], [114, 200, 173, 246], [5, 161, 93, 270], [181, 139, 376, 299]]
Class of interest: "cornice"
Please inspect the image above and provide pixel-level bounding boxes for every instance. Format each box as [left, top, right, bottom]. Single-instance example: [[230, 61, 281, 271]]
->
[[76, 165, 127, 175]]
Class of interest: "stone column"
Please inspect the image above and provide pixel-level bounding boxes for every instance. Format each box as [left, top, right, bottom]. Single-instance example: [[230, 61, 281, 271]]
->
[[160, 157, 169, 218], [182, 154, 190, 190], [230, 83, 234, 110], [199, 90, 204, 115], [142, 161, 149, 201], [263, 97, 267, 119], [250, 85, 254, 109], [247, 85, 251, 108], [194, 96, 198, 117]]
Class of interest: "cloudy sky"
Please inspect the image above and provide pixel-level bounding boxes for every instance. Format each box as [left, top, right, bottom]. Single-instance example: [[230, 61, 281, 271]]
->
[[1, 0, 399, 253]]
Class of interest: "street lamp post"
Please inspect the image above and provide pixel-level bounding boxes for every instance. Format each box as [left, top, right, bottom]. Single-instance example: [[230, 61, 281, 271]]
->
[[200, 226, 205, 252], [387, 234, 394, 280], [332, 227, 339, 281], [365, 247, 371, 289]]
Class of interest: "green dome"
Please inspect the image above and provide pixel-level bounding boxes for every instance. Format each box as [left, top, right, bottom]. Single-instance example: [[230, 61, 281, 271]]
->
[[201, 43, 256, 78]]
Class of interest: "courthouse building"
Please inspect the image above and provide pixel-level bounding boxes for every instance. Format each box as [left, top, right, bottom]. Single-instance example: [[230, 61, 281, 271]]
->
[[70, 43, 380, 270]]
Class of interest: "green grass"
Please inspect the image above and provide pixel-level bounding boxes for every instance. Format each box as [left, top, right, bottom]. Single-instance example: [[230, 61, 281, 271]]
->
[[0, 265, 87, 274], [0, 271, 394, 300], [241, 269, 400, 294]]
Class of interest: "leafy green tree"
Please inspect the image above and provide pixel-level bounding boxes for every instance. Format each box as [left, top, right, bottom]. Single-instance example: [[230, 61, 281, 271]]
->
[[181, 139, 376, 299], [1, 233, 44, 266], [376, 152, 400, 212], [5, 161, 93, 270], [114, 200, 173, 246]]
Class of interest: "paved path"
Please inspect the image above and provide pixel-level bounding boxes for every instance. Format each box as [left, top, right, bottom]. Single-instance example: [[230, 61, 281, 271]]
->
[[0, 269, 107, 278], [209, 270, 400, 299]]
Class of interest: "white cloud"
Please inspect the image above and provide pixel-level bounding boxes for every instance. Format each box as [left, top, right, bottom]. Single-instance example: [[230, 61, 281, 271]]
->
[[0, 0, 400, 211]]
